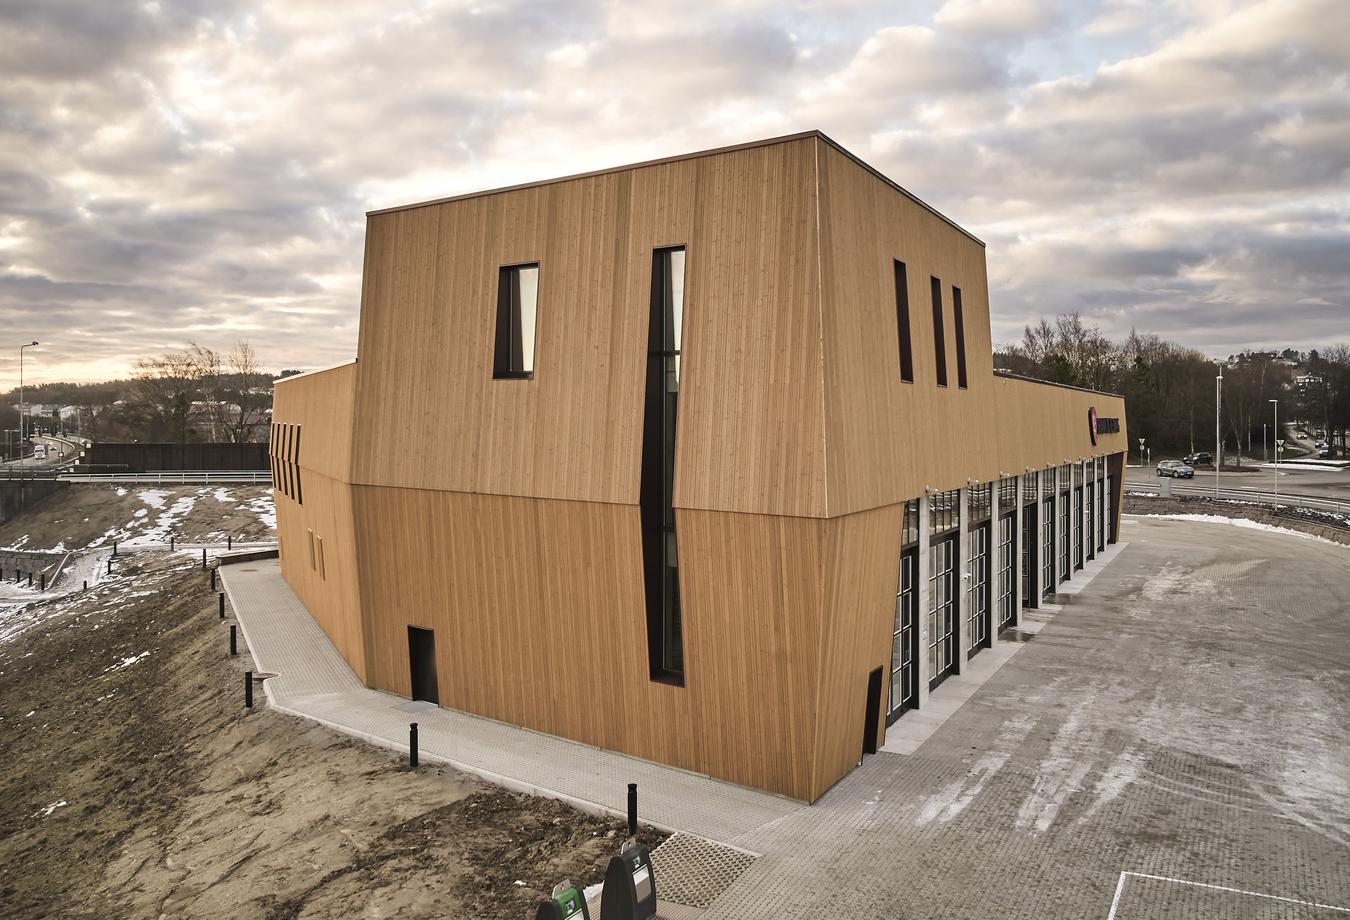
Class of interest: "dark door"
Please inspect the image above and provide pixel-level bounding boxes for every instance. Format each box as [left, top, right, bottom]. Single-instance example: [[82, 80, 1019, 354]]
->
[[407, 626, 439, 704], [888, 548, 919, 724], [862, 666, 883, 757]]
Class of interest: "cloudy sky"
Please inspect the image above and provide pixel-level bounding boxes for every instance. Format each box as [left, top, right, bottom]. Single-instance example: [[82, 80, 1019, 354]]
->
[[2, 0, 1347, 384]]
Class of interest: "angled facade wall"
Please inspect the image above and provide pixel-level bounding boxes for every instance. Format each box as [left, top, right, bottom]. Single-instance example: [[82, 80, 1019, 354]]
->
[[271, 132, 1128, 801]]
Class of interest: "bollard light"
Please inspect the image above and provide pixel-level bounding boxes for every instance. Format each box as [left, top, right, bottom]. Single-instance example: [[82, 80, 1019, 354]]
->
[[218, 592, 226, 619], [409, 722, 419, 769], [230, 624, 237, 656], [628, 783, 638, 837], [245, 671, 253, 709]]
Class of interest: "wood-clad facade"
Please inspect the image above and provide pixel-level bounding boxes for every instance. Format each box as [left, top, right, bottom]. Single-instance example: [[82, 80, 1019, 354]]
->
[[271, 132, 1128, 802]]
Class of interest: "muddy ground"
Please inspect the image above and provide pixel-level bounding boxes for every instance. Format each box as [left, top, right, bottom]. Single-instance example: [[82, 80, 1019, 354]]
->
[[0, 553, 659, 919], [0, 485, 275, 551]]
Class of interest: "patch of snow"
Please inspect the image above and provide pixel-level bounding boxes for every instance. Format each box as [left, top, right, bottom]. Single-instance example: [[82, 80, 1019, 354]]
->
[[138, 489, 170, 509], [103, 650, 150, 672], [115, 487, 127, 497], [248, 494, 277, 532], [25, 710, 35, 717], [212, 487, 234, 503], [39, 800, 68, 817], [133, 509, 148, 519]]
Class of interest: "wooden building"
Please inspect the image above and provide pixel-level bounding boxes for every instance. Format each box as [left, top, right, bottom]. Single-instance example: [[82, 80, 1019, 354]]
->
[[271, 131, 1128, 802]]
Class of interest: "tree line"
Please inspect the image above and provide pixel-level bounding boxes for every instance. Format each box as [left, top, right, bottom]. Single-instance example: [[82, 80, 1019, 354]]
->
[[996, 314, 1350, 460], [8, 343, 302, 446]]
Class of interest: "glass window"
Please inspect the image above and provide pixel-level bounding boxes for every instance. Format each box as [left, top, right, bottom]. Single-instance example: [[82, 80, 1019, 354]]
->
[[493, 263, 539, 378], [895, 261, 913, 383], [930, 276, 947, 387], [642, 247, 686, 683], [929, 489, 959, 535], [953, 286, 968, 389], [969, 483, 992, 523]]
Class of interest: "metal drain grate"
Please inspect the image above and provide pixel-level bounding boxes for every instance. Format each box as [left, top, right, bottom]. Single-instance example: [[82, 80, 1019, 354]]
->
[[649, 833, 757, 910]]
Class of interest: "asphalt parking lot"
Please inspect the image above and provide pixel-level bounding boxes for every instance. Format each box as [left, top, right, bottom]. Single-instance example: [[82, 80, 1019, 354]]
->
[[707, 515, 1350, 919]]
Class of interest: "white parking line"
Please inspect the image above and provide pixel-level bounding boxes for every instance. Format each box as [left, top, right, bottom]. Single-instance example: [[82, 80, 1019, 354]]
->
[[1107, 870, 1350, 918]]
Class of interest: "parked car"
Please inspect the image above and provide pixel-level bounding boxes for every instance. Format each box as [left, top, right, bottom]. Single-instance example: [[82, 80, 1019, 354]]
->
[[1183, 451, 1213, 466], [1157, 460, 1195, 478], [1315, 440, 1328, 449]]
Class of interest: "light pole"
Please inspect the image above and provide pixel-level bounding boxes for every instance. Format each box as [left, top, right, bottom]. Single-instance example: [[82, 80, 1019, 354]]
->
[[1270, 398, 1280, 501], [1214, 363, 1224, 499], [19, 340, 38, 449]]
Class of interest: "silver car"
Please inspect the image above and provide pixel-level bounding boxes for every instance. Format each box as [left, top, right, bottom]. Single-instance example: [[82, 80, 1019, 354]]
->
[[1157, 460, 1195, 478]]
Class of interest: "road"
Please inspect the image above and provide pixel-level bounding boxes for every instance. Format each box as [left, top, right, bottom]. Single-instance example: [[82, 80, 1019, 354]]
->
[[2, 434, 86, 470], [1126, 463, 1350, 513]]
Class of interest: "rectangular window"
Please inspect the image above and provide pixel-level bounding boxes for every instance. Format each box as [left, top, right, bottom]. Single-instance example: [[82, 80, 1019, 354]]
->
[[493, 263, 539, 379], [894, 261, 913, 383], [641, 247, 685, 683], [953, 286, 968, 389], [307, 529, 316, 569], [316, 536, 326, 580], [931, 276, 947, 387]]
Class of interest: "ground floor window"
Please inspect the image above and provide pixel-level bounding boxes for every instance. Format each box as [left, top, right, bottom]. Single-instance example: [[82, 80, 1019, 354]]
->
[[966, 523, 990, 659], [1041, 496, 1055, 597], [1022, 500, 1036, 607], [1058, 491, 1071, 582], [1074, 486, 1084, 570], [1086, 479, 1096, 561], [928, 535, 959, 690], [998, 512, 1016, 630], [889, 547, 918, 723]]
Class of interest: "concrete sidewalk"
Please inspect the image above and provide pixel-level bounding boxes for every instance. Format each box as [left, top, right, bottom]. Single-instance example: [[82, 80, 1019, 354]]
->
[[219, 560, 802, 846]]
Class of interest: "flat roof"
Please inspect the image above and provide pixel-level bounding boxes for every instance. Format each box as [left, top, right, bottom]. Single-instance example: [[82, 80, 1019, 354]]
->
[[366, 130, 983, 246], [993, 369, 1124, 400]]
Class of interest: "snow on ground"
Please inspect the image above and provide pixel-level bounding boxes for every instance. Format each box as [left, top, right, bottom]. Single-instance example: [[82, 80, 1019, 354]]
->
[[248, 493, 277, 531], [1130, 513, 1350, 549]]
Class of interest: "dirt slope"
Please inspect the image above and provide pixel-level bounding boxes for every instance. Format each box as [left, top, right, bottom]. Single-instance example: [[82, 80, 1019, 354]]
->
[[0, 484, 275, 552], [0, 556, 655, 919]]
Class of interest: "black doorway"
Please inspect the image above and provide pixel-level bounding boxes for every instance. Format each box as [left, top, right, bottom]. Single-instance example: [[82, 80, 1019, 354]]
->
[[407, 626, 439, 704], [862, 666, 883, 758]]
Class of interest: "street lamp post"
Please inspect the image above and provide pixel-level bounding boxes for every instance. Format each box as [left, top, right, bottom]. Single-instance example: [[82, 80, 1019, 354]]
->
[[1215, 363, 1224, 499], [1270, 398, 1280, 502], [19, 341, 39, 450]]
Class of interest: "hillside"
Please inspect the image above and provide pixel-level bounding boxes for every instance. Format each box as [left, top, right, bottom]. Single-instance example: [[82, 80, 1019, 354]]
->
[[0, 484, 275, 552]]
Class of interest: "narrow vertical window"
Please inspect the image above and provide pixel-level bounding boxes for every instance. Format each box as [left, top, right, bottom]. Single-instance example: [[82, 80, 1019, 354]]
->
[[953, 286, 968, 389], [894, 260, 913, 383], [931, 276, 948, 387], [641, 247, 685, 683], [493, 263, 539, 378]]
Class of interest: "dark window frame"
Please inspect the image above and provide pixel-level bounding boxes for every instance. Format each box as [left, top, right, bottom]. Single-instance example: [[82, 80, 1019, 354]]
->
[[493, 262, 540, 380], [953, 286, 968, 389], [930, 276, 948, 387], [641, 246, 686, 685], [894, 260, 914, 384]]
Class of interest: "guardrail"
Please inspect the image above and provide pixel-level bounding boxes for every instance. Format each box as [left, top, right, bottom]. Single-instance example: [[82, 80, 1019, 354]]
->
[[58, 471, 273, 485], [1129, 481, 1348, 515]]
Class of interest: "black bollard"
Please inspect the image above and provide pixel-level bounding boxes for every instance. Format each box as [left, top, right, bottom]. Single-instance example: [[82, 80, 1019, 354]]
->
[[83, 580, 88, 592], [245, 671, 253, 709], [201, 548, 207, 570], [210, 568, 217, 591], [112, 541, 118, 558], [170, 536, 175, 552], [230, 624, 237, 656], [40, 573, 45, 591], [107, 557, 112, 575], [218, 592, 226, 619], [27, 572, 32, 587], [228, 535, 233, 550], [409, 722, 419, 769], [628, 783, 638, 837]]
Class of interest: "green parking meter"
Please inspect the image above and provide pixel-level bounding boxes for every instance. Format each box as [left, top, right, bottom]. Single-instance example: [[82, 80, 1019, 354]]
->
[[535, 880, 590, 920]]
